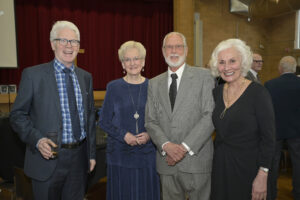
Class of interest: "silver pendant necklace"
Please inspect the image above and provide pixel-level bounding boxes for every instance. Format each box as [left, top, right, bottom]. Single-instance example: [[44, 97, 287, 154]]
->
[[134, 112, 139, 120], [126, 81, 142, 134]]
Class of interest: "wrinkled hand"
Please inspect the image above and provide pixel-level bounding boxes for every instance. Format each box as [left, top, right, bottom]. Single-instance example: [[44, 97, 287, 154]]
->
[[37, 137, 57, 159], [136, 132, 150, 145], [166, 155, 176, 166], [124, 132, 138, 146], [89, 159, 96, 172], [252, 170, 268, 200], [163, 142, 187, 163]]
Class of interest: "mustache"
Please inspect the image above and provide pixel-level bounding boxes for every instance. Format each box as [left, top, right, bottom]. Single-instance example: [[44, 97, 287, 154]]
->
[[168, 54, 179, 57]]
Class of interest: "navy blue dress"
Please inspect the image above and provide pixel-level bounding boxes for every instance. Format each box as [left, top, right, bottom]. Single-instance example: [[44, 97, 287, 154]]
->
[[99, 78, 160, 200]]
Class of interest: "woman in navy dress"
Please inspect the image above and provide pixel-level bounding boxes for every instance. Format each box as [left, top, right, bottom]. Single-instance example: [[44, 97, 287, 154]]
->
[[209, 39, 275, 200], [99, 41, 160, 200]]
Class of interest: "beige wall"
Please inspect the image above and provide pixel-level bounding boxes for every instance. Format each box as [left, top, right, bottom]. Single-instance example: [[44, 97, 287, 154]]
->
[[196, 0, 269, 70], [265, 13, 300, 81], [174, 0, 300, 83]]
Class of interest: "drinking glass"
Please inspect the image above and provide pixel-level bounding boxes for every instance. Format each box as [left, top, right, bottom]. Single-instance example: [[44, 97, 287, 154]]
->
[[46, 132, 58, 159]]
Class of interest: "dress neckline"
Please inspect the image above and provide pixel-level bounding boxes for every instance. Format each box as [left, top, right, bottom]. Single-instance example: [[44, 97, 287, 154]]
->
[[122, 77, 147, 86], [221, 81, 254, 111]]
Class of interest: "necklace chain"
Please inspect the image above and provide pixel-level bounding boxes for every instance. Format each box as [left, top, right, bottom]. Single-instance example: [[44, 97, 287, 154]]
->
[[220, 79, 246, 119], [126, 79, 142, 134]]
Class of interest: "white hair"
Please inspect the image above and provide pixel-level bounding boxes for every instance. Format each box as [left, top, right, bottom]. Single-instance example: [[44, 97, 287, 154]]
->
[[118, 41, 146, 61], [162, 32, 187, 48], [279, 56, 297, 73], [50, 21, 80, 42], [209, 38, 252, 77]]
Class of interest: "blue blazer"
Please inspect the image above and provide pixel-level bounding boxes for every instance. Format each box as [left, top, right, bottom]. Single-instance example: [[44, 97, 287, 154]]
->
[[265, 73, 300, 139], [10, 61, 96, 181]]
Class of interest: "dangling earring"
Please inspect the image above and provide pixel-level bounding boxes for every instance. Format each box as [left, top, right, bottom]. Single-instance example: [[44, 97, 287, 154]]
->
[[123, 68, 126, 74], [142, 67, 144, 72]]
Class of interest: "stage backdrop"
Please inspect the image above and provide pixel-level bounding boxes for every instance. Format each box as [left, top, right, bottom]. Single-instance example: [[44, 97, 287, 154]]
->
[[0, 0, 173, 90]]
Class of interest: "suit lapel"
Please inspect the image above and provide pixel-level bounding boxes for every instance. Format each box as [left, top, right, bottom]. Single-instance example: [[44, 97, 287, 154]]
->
[[172, 65, 193, 115], [158, 72, 172, 118], [248, 71, 261, 84], [44, 62, 62, 121], [248, 71, 255, 81]]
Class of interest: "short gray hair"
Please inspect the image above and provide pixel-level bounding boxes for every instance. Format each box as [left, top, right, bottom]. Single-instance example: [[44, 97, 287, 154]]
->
[[50, 21, 80, 42], [118, 41, 146, 61], [209, 38, 252, 77], [279, 56, 297, 73], [162, 32, 187, 48]]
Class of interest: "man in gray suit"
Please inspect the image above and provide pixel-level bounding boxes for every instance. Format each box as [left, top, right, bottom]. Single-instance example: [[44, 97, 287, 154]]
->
[[145, 32, 215, 200], [245, 53, 263, 83], [10, 21, 96, 200]]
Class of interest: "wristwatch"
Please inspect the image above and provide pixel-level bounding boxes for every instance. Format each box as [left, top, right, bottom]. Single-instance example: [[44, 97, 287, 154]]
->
[[259, 167, 269, 173]]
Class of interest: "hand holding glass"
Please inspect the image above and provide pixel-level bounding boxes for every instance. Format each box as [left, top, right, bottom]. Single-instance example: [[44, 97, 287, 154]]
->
[[46, 132, 58, 159]]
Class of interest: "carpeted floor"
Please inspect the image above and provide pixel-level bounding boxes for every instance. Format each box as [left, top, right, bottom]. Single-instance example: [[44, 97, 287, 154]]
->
[[85, 169, 294, 200]]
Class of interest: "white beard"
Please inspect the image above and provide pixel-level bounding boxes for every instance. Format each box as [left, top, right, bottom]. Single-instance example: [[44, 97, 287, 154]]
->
[[165, 54, 186, 68]]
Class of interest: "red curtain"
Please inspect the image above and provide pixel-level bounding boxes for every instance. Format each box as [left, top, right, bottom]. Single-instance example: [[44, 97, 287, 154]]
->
[[0, 0, 173, 90]]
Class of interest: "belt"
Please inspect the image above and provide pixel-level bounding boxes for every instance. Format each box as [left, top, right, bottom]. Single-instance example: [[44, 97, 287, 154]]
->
[[61, 138, 86, 149]]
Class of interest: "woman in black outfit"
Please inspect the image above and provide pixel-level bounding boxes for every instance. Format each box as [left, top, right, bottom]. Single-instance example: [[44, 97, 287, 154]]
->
[[209, 38, 275, 200]]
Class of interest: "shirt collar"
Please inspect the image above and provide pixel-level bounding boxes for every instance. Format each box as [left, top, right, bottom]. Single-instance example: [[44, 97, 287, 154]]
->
[[54, 59, 75, 73], [168, 63, 185, 78], [249, 68, 258, 77]]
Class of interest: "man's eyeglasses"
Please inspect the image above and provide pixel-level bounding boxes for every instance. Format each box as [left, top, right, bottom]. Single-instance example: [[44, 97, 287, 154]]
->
[[163, 45, 185, 51], [123, 57, 142, 63], [54, 38, 80, 47], [253, 60, 264, 64]]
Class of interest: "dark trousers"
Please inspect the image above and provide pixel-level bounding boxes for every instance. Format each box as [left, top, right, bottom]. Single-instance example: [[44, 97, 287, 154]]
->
[[32, 141, 88, 200], [269, 137, 300, 200]]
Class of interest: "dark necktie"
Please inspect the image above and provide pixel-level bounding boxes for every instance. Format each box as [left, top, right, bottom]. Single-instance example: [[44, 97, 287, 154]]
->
[[63, 68, 81, 141], [169, 73, 178, 111], [256, 74, 261, 84]]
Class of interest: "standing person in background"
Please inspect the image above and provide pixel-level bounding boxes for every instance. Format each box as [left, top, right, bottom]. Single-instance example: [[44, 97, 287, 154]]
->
[[209, 38, 275, 200], [145, 32, 215, 200], [10, 20, 96, 200], [265, 56, 300, 200], [246, 53, 263, 83], [99, 41, 160, 200]]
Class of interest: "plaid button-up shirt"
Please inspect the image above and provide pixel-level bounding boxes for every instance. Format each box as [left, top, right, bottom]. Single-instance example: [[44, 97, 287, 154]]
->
[[54, 59, 86, 144]]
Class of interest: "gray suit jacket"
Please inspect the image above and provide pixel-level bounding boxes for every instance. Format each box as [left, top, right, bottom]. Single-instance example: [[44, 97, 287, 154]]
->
[[145, 65, 215, 175], [10, 61, 96, 181], [245, 71, 261, 84]]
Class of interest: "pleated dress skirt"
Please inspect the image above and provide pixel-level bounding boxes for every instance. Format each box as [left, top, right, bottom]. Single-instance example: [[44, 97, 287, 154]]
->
[[106, 164, 160, 200]]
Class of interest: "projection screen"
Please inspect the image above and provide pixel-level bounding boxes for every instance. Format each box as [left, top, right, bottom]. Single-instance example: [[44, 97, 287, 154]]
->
[[0, 0, 18, 68]]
